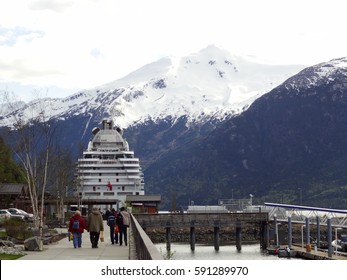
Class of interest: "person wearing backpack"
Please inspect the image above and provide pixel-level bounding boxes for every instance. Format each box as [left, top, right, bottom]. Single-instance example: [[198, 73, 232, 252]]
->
[[117, 207, 130, 246], [68, 210, 86, 248], [107, 208, 118, 244]]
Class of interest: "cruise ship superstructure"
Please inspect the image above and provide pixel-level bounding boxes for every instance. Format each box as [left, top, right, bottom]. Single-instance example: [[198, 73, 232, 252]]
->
[[76, 119, 144, 206]]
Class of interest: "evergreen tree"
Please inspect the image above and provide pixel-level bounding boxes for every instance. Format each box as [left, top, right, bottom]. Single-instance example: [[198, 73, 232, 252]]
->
[[0, 136, 25, 183]]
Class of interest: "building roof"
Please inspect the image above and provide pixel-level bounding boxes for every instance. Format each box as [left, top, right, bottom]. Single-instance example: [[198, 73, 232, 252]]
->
[[0, 183, 28, 195], [126, 194, 161, 203]]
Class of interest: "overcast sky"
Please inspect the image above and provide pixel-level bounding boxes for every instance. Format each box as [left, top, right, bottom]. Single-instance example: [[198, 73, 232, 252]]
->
[[0, 0, 346, 102]]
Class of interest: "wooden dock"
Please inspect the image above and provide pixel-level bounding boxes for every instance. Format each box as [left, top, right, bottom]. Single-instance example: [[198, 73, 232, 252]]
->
[[272, 245, 347, 260]]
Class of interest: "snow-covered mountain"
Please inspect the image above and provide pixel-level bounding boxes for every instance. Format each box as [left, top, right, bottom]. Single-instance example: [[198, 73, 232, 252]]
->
[[144, 55, 347, 209], [0, 45, 304, 128], [282, 57, 347, 91], [0, 100, 26, 116]]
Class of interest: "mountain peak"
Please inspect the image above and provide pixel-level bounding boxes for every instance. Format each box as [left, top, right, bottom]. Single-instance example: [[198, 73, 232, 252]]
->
[[323, 57, 347, 67], [193, 44, 231, 56], [283, 57, 347, 91], [315, 57, 347, 76], [0, 46, 304, 129]]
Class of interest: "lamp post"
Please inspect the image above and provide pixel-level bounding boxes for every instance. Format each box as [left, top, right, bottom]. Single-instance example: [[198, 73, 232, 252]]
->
[[274, 214, 279, 247], [249, 194, 254, 206], [301, 225, 306, 249], [335, 227, 342, 255], [298, 188, 302, 205]]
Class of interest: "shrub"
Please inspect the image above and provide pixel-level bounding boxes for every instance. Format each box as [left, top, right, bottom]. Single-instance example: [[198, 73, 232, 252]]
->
[[4, 218, 32, 241]]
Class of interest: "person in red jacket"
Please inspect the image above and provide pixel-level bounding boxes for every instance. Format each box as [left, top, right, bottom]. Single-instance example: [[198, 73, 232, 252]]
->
[[69, 210, 86, 248]]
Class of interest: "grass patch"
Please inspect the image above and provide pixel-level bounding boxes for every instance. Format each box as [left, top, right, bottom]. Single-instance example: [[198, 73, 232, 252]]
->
[[0, 253, 23, 260]]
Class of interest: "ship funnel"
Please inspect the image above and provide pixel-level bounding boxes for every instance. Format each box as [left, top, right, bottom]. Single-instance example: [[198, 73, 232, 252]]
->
[[102, 119, 114, 130]]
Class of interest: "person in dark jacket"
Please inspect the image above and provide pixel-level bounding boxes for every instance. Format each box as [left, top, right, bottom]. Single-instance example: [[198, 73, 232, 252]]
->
[[68, 210, 86, 248], [105, 208, 111, 221], [87, 207, 104, 248], [107, 208, 118, 244]]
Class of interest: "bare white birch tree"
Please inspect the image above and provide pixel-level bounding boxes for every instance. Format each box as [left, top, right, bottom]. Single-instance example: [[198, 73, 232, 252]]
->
[[3, 92, 56, 237]]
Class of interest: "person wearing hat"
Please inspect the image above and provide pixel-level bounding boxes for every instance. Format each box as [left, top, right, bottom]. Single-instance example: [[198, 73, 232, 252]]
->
[[68, 210, 86, 248]]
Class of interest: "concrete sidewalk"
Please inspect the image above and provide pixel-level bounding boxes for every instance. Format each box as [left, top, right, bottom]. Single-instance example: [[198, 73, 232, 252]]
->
[[19, 221, 134, 260]]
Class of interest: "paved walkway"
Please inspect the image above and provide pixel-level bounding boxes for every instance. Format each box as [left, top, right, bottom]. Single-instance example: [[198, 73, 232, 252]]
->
[[19, 221, 135, 260]]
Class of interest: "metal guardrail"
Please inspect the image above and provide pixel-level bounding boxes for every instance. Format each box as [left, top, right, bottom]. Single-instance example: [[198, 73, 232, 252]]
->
[[130, 213, 164, 260], [266, 203, 347, 228]]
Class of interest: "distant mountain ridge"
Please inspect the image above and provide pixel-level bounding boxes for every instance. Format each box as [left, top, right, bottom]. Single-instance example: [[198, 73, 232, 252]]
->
[[143, 56, 347, 209], [0, 45, 303, 129], [2, 47, 347, 210]]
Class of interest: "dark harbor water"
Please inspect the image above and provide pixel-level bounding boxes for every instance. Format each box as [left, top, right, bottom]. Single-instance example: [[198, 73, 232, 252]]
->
[[155, 243, 286, 260]]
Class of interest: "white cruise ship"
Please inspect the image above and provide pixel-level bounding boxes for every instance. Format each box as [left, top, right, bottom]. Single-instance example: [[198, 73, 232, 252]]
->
[[76, 119, 145, 206]]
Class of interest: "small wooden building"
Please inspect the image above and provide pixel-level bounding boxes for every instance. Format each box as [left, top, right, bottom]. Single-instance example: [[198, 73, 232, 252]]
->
[[125, 194, 161, 214], [0, 183, 30, 210]]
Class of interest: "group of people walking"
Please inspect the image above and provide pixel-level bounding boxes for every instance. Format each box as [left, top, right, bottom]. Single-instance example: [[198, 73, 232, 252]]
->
[[105, 207, 130, 246], [68, 206, 130, 249]]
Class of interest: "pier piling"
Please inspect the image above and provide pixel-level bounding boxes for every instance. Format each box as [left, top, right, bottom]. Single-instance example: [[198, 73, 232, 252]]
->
[[214, 221, 220, 251], [190, 221, 195, 251], [327, 217, 332, 257], [260, 221, 268, 249], [166, 223, 171, 251], [236, 222, 242, 252], [288, 215, 292, 249], [316, 216, 320, 248], [134, 212, 268, 253]]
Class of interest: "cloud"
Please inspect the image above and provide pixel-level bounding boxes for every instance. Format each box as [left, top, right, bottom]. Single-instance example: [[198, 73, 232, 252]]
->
[[0, 80, 77, 103], [0, 0, 346, 102], [0, 26, 45, 46], [90, 48, 104, 59], [0, 56, 63, 85], [28, 0, 75, 13]]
